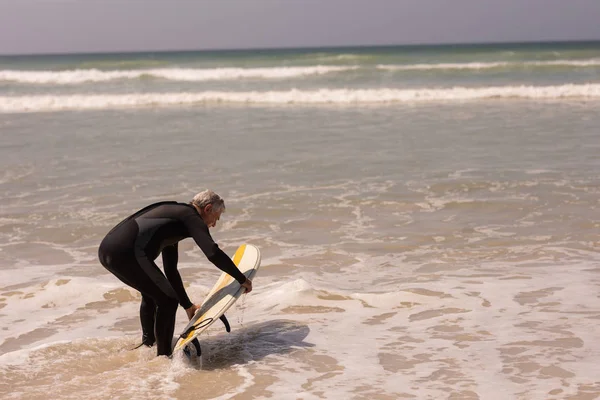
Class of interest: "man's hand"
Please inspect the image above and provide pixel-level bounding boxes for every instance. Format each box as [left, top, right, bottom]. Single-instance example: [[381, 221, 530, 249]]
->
[[241, 278, 253, 294], [185, 304, 200, 320]]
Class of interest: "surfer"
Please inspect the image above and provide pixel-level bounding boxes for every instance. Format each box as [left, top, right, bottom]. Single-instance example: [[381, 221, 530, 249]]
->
[[98, 190, 253, 357]]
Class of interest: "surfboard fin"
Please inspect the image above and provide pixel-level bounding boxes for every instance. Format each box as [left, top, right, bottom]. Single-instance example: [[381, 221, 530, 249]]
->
[[184, 338, 202, 358], [220, 314, 231, 332], [191, 338, 201, 356]]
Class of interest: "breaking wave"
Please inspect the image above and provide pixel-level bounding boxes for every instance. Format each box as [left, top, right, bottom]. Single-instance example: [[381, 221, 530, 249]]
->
[[377, 59, 600, 71], [2, 84, 599, 112], [0, 66, 357, 84]]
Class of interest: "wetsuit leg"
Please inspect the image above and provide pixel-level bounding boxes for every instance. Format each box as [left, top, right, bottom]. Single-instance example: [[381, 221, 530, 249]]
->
[[132, 251, 180, 356], [154, 296, 178, 356], [99, 218, 181, 357], [140, 295, 156, 346], [99, 250, 179, 356], [99, 261, 157, 346]]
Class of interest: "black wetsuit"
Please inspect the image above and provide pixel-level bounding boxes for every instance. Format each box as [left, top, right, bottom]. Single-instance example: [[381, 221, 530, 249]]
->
[[98, 201, 247, 356]]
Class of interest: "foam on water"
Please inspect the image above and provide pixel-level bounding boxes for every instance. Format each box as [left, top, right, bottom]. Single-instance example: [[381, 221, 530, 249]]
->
[[0, 276, 136, 352], [1, 249, 599, 399], [2, 58, 599, 86], [2, 84, 600, 112], [377, 58, 600, 71], [0, 66, 356, 84]]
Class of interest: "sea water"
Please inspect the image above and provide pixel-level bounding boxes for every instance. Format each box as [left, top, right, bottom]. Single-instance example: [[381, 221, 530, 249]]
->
[[1, 42, 599, 399]]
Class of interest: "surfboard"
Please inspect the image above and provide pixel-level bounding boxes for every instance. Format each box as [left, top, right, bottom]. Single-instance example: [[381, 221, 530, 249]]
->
[[173, 243, 261, 352]]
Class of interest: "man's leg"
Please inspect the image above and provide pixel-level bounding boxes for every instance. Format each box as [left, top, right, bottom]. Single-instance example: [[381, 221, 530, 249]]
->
[[134, 253, 180, 357], [154, 295, 179, 356], [140, 295, 156, 347], [102, 255, 179, 356]]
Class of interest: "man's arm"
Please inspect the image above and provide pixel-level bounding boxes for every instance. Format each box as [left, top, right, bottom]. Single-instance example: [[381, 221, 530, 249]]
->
[[207, 248, 248, 284], [183, 212, 248, 284], [162, 243, 193, 309]]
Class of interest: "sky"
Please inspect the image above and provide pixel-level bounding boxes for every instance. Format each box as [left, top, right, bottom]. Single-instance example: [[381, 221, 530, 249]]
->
[[1, 0, 600, 55]]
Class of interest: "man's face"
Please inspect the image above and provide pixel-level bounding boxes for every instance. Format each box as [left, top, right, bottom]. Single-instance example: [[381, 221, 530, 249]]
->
[[201, 204, 222, 228]]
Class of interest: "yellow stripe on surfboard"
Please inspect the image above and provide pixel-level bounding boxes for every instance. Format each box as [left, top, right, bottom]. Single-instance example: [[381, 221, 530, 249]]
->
[[211, 244, 245, 293], [233, 244, 246, 266]]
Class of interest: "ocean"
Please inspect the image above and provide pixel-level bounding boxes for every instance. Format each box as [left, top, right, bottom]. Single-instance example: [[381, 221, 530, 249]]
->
[[1, 42, 599, 399]]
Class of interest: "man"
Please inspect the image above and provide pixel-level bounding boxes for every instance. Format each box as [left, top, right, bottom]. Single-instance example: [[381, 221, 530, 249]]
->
[[98, 190, 252, 357]]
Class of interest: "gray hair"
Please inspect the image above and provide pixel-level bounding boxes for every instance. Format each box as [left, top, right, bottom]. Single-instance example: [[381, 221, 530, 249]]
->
[[191, 190, 225, 212]]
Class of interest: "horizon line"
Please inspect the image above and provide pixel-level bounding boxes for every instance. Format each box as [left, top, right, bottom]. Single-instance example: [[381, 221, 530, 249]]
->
[[1, 38, 600, 58]]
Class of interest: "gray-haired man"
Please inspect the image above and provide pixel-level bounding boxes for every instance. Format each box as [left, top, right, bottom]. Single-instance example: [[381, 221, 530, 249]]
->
[[98, 190, 252, 357]]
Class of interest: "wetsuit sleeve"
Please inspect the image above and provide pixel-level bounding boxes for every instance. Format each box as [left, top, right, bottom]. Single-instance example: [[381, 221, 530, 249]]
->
[[208, 248, 248, 284], [182, 212, 247, 284], [162, 243, 193, 309]]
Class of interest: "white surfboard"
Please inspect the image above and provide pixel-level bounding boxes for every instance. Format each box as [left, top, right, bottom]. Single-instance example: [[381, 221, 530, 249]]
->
[[174, 243, 261, 352]]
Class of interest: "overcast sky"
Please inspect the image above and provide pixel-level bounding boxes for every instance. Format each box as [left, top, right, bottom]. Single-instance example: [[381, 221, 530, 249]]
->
[[1, 0, 600, 55]]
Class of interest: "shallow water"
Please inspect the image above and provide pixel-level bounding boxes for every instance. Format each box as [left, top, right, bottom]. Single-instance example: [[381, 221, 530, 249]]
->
[[1, 44, 600, 399]]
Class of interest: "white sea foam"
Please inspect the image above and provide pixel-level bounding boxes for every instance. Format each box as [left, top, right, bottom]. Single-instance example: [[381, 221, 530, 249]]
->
[[3, 59, 599, 85], [1, 84, 599, 113], [0, 66, 356, 84], [377, 58, 600, 71], [0, 276, 129, 346], [1, 256, 599, 399]]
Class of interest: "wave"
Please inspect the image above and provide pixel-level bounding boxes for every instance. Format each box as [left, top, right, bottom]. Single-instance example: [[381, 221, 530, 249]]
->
[[377, 59, 600, 71], [1, 84, 599, 112], [0, 66, 356, 84], [3, 59, 598, 85]]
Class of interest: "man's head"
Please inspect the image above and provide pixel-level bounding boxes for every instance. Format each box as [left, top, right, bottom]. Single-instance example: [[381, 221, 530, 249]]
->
[[191, 190, 225, 228]]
